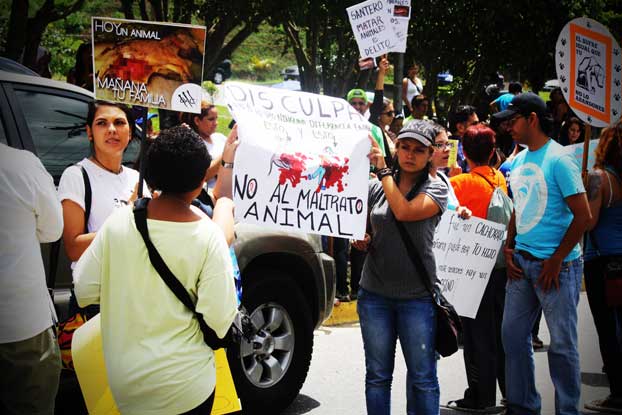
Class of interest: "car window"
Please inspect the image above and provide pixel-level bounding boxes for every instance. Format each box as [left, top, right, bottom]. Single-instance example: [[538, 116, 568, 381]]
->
[[14, 89, 89, 181]]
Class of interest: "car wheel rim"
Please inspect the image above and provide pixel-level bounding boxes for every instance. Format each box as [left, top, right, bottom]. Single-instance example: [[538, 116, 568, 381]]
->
[[239, 302, 295, 388]]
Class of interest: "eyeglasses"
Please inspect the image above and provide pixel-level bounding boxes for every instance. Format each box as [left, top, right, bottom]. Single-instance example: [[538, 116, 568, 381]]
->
[[432, 142, 454, 149], [350, 100, 366, 107], [381, 111, 395, 116], [507, 114, 525, 127]]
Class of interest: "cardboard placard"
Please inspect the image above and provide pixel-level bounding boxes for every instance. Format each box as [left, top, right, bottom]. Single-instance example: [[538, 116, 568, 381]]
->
[[432, 212, 506, 318], [347, 0, 406, 58], [92, 17, 206, 113], [555, 17, 622, 127], [224, 82, 370, 239]]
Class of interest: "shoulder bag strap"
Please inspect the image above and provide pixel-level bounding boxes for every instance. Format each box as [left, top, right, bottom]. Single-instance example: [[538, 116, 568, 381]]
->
[[471, 169, 498, 189], [80, 165, 92, 234], [132, 198, 226, 348], [394, 220, 436, 300]]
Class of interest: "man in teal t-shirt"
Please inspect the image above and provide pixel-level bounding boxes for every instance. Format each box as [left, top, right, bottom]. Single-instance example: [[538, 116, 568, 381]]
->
[[494, 93, 591, 415]]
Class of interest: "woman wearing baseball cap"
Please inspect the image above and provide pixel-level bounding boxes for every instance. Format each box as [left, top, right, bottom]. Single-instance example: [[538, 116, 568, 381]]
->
[[353, 119, 448, 414]]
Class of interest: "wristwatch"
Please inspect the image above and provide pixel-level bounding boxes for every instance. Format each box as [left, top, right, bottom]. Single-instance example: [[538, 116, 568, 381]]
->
[[221, 159, 234, 169]]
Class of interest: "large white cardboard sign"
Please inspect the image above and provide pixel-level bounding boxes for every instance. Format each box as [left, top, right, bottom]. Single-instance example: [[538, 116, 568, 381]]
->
[[556, 17, 622, 127], [433, 211, 506, 318], [224, 83, 371, 239], [348, 0, 404, 58]]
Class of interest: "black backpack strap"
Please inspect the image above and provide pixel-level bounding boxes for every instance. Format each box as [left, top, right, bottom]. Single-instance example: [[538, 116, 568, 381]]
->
[[80, 165, 92, 234], [132, 198, 230, 349]]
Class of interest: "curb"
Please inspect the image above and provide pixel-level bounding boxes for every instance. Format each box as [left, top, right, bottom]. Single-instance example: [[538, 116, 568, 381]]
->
[[323, 300, 359, 326]]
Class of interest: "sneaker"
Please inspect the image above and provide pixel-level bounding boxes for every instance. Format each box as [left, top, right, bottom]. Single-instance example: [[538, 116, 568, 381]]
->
[[585, 395, 622, 413], [532, 336, 544, 349]]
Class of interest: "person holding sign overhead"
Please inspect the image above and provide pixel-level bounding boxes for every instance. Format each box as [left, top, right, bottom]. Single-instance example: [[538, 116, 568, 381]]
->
[[495, 93, 591, 415], [356, 120, 448, 415]]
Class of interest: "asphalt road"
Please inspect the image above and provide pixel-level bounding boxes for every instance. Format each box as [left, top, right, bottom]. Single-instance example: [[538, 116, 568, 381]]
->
[[282, 293, 609, 415]]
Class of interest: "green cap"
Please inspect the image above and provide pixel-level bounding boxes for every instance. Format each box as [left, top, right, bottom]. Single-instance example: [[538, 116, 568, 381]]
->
[[346, 88, 368, 103]]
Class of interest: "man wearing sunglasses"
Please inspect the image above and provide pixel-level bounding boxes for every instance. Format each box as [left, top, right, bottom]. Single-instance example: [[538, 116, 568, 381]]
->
[[494, 93, 591, 415]]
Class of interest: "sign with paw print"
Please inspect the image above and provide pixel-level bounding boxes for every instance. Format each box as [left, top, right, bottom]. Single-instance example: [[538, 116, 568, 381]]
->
[[556, 17, 621, 127]]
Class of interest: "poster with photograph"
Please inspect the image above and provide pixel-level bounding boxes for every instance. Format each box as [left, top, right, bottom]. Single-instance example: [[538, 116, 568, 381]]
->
[[92, 17, 206, 113], [224, 83, 371, 239], [556, 17, 622, 127]]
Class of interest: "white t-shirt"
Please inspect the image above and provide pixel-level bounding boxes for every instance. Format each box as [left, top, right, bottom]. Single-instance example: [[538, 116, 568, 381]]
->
[[58, 158, 148, 234], [405, 77, 423, 105], [204, 132, 227, 188], [74, 206, 237, 414], [0, 143, 63, 343]]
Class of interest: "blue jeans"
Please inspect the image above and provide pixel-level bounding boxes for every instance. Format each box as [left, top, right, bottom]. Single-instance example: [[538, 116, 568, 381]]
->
[[502, 253, 583, 415], [357, 288, 439, 415]]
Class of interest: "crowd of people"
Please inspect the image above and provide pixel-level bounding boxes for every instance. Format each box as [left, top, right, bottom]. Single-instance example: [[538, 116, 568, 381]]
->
[[0, 51, 620, 415]]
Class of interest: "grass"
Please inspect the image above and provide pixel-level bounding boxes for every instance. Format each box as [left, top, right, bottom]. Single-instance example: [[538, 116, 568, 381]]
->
[[215, 105, 233, 136], [229, 23, 297, 83]]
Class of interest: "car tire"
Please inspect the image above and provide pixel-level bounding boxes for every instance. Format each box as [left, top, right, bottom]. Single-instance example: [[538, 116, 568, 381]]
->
[[213, 71, 224, 84], [227, 271, 313, 414]]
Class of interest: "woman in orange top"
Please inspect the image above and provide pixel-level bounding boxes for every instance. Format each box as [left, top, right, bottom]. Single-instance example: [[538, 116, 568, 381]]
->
[[446, 124, 508, 411]]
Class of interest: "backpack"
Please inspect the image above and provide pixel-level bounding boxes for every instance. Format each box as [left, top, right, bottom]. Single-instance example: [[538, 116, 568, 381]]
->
[[472, 170, 513, 269]]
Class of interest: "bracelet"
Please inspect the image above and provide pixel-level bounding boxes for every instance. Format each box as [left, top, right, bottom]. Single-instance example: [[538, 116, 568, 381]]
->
[[221, 159, 234, 169], [376, 167, 392, 180]]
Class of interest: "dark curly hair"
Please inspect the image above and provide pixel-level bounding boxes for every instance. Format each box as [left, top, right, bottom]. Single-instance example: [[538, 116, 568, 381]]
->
[[448, 105, 477, 134], [463, 124, 496, 165], [144, 126, 212, 193]]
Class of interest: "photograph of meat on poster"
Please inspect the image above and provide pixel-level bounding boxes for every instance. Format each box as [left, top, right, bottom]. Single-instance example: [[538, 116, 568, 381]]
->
[[224, 82, 371, 240], [92, 17, 206, 114]]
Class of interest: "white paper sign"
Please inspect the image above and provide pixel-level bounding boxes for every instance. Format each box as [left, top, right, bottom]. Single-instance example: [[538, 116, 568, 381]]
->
[[347, 0, 402, 58], [556, 17, 622, 127], [224, 82, 371, 239], [433, 211, 506, 318]]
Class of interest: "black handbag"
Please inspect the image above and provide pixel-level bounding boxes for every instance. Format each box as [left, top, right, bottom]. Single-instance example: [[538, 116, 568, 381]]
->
[[395, 220, 462, 357], [133, 197, 250, 350]]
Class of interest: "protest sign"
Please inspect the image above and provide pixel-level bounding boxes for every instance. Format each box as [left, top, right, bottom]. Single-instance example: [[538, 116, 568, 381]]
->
[[432, 211, 506, 318], [224, 82, 371, 239], [556, 17, 622, 127], [348, 0, 402, 58], [92, 17, 206, 113], [448, 139, 459, 168], [386, 0, 411, 19], [566, 139, 599, 171]]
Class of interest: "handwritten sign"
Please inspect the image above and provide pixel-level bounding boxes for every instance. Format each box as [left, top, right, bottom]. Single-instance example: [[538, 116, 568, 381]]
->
[[433, 211, 506, 318], [347, 0, 402, 58], [224, 83, 370, 239], [556, 17, 621, 127], [92, 17, 206, 113]]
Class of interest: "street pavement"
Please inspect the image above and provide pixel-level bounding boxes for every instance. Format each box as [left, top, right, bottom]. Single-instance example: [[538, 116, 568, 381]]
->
[[282, 293, 609, 415]]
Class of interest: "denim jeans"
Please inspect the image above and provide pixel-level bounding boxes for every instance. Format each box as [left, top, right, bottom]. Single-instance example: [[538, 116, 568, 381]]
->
[[357, 288, 439, 415], [502, 253, 583, 415]]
